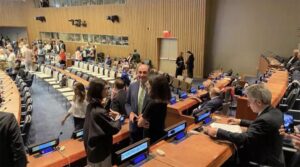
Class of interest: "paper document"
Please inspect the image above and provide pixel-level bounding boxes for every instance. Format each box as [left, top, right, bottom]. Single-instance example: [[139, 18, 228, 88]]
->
[[210, 123, 242, 133]]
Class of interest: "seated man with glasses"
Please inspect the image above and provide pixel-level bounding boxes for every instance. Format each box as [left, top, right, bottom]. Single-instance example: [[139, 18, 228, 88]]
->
[[204, 84, 284, 166]]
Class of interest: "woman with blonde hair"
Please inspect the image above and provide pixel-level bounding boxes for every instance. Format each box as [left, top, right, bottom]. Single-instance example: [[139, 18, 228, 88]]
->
[[61, 82, 87, 130]]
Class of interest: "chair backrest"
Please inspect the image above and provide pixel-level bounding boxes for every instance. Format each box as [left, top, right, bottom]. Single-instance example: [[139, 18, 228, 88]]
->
[[53, 71, 59, 81], [104, 69, 109, 76], [67, 78, 75, 88], [88, 64, 94, 73], [99, 67, 104, 75], [58, 73, 63, 82], [70, 69, 77, 74], [116, 72, 122, 78], [82, 74, 89, 81], [110, 70, 116, 78], [79, 62, 84, 69], [83, 63, 88, 70], [88, 76, 94, 82], [26, 98, 33, 106], [94, 66, 99, 74], [76, 71, 83, 77], [172, 78, 181, 89], [285, 87, 300, 110], [185, 77, 193, 84], [177, 75, 184, 81], [74, 61, 79, 67]]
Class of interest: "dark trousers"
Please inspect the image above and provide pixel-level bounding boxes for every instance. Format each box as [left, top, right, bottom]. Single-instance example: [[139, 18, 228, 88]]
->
[[129, 122, 144, 144], [74, 117, 85, 130], [175, 68, 183, 77], [187, 68, 193, 78]]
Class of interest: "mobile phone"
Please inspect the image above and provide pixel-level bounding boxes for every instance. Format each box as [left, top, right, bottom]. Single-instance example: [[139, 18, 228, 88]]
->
[[284, 114, 294, 133]]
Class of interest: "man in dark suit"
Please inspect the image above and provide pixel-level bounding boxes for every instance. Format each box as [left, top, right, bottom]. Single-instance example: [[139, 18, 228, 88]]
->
[[110, 78, 127, 116], [186, 51, 194, 78], [125, 64, 149, 143], [286, 49, 299, 70], [192, 87, 223, 114], [0, 112, 27, 167], [204, 84, 284, 166]]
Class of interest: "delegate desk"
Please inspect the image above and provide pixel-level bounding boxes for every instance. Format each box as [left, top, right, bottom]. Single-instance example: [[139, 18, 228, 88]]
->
[[0, 70, 21, 123], [27, 121, 129, 167], [258, 55, 282, 74], [27, 67, 129, 167], [144, 116, 234, 167], [236, 69, 288, 120], [166, 77, 232, 127], [48, 65, 89, 86]]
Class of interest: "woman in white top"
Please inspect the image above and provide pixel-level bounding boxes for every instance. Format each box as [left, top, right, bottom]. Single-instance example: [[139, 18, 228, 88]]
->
[[61, 82, 87, 130]]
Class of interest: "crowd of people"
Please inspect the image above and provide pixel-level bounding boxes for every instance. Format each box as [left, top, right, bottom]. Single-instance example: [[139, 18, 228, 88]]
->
[[2, 34, 300, 166]]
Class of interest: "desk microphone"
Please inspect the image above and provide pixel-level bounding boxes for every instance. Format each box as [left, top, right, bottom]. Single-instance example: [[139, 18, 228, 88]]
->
[[56, 125, 64, 141]]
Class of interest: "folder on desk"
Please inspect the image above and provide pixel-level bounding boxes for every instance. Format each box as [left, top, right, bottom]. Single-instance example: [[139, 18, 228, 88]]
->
[[210, 123, 242, 133]]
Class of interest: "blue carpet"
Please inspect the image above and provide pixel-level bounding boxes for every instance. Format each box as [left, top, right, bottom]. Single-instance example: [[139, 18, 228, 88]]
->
[[27, 80, 74, 146]]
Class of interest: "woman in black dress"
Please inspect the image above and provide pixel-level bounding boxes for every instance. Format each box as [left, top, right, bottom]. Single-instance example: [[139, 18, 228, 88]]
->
[[83, 78, 121, 166], [138, 74, 171, 144]]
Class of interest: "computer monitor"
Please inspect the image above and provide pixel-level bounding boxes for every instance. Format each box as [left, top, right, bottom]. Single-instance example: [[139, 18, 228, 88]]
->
[[170, 96, 176, 104], [164, 121, 187, 141], [194, 110, 211, 124], [28, 138, 59, 155], [179, 91, 188, 99], [190, 87, 197, 94], [115, 138, 150, 165], [72, 129, 84, 139]]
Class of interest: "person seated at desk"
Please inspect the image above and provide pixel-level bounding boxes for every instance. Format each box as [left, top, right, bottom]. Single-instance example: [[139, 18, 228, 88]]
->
[[192, 87, 223, 115], [286, 49, 299, 70], [105, 55, 112, 67], [204, 84, 284, 166], [84, 78, 121, 166], [0, 112, 27, 167], [138, 74, 171, 144], [110, 78, 127, 116]]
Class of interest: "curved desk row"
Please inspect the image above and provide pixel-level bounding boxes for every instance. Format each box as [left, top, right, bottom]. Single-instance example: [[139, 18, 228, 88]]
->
[[236, 69, 288, 120], [166, 77, 232, 126], [27, 67, 129, 167], [0, 70, 21, 123]]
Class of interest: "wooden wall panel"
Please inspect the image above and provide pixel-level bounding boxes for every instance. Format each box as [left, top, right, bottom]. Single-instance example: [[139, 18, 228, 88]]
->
[[16, 0, 206, 77], [0, 1, 27, 27]]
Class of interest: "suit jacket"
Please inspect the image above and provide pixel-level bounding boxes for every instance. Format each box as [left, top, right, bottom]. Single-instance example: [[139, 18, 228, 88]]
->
[[186, 54, 194, 70], [125, 81, 149, 131], [110, 89, 127, 116], [83, 102, 121, 163], [0, 112, 27, 167], [217, 106, 284, 166], [201, 96, 223, 113]]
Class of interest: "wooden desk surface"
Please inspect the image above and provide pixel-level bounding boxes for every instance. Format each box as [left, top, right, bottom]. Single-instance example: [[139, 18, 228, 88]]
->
[[27, 120, 130, 167], [0, 71, 21, 123], [145, 117, 234, 167], [236, 70, 288, 120]]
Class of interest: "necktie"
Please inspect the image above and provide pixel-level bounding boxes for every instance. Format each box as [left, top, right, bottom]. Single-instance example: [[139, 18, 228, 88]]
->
[[138, 87, 145, 115]]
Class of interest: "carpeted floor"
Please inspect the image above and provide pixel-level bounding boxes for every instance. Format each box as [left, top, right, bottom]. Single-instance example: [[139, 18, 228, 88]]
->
[[26, 80, 74, 146]]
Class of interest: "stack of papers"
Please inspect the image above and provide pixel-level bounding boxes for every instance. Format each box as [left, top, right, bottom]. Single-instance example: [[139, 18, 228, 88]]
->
[[210, 123, 242, 133]]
